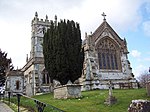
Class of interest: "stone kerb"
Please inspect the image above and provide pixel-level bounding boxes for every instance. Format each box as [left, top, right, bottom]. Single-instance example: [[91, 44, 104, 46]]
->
[[54, 84, 82, 99]]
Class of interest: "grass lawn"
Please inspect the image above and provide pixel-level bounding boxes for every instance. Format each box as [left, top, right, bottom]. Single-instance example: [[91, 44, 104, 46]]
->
[[8, 88, 150, 112]]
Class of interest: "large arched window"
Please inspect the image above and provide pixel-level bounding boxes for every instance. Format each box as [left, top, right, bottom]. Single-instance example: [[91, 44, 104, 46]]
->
[[96, 37, 121, 70]]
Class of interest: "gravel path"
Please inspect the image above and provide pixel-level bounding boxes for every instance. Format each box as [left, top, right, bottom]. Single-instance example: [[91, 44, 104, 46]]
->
[[0, 101, 14, 112]]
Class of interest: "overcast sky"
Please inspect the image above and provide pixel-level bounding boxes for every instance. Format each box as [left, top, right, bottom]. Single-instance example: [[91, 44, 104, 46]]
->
[[0, 0, 150, 77]]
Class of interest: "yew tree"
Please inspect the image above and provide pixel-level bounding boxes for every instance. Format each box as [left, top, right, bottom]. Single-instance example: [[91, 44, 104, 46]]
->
[[0, 49, 13, 86], [43, 19, 84, 85]]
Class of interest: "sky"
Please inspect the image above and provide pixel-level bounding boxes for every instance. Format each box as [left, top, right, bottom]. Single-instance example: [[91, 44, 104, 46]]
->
[[0, 0, 150, 78]]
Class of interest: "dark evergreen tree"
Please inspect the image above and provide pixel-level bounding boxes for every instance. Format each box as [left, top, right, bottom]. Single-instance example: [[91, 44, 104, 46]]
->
[[43, 19, 84, 85], [0, 49, 13, 86]]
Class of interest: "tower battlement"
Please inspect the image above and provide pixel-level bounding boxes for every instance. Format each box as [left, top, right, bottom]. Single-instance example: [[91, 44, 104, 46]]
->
[[31, 12, 51, 26]]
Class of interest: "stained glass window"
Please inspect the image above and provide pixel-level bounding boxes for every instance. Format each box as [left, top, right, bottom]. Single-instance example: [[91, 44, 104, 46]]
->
[[102, 53, 106, 69], [98, 53, 102, 69], [114, 54, 118, 69], [97, 38, 120, 70], [111, 54, 115, 69], [106, 53, 111, 69]]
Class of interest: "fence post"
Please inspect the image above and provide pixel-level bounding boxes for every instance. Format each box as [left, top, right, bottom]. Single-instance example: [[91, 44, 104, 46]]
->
[[0, 93, 4, 102], [8, 91, 11, 105], [34, 100, 46, 112], [16, 93, 22, 112], [0, 94, 1, 101]]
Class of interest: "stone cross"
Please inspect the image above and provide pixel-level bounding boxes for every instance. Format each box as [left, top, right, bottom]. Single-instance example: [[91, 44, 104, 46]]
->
[[102, 12, 106, 20], [108, 80, 113, 96]]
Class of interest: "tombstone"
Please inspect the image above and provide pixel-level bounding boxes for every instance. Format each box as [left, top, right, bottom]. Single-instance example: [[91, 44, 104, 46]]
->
[[54, 84, 81, 99], [104, 81, 117, 105], [54, 80, 81, 99], [128, 100, 150, 112], [26, 84, 33, 97], [146, 82, 150, 96]]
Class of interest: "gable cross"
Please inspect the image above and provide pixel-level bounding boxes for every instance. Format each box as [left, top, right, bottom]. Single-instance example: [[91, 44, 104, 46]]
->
[[102, 12, 106, 21]]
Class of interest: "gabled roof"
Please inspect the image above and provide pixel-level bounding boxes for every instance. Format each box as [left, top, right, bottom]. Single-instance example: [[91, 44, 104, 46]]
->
[[92, 20, 124, 47]]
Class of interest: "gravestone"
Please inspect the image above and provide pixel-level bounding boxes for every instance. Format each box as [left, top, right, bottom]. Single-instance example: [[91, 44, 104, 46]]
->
[[26, 84, 33, 97], [146, 82, 150, 96], [104, 81, 117, 105], [54, 80, 81, 99], [128, 100, 150, 112]]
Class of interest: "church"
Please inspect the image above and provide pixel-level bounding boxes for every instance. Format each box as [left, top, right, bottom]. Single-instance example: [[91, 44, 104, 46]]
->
[[7, 12, 138, 95], [80, 13, 138, 91]]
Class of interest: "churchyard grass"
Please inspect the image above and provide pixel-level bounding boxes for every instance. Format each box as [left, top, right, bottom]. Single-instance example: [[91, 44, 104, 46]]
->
[[33, 88, 150, 112], [6, 88, 150, 112]]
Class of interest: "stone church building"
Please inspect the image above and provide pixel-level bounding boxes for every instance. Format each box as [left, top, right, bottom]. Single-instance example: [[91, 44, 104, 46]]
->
[[80, 13, 138, 90], [12, 12, 138, 95]]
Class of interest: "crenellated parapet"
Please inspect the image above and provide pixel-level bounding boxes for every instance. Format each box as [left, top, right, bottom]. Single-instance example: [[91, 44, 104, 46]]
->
[[32, 12, 51, 25]]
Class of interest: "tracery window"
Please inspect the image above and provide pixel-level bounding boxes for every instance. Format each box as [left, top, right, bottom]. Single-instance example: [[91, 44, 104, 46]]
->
[[97, 37, 121, 70], [42, 69, 50, 85]]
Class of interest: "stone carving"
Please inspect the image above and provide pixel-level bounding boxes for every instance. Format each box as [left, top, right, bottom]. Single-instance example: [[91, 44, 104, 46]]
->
[[97, 38, 116, 50], [53, 79, 61, 88]]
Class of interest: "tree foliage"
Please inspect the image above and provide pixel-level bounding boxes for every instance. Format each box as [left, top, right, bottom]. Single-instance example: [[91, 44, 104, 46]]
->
[[43, 19, 84, 85], [0, 49, 13, 86]]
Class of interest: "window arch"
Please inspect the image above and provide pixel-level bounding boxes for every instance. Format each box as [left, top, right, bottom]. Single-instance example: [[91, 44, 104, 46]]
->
[[42, 69, 50, 85], [96, 37, 121, 70]]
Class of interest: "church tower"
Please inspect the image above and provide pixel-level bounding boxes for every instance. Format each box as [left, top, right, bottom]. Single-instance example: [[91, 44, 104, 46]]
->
[[81, 13, 138, 90], [22, 12, 52, 95], [30, 12, 51, 58]]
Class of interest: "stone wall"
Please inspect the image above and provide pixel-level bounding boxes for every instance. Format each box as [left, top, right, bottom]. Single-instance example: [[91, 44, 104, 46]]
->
[[54, 84, 81, 99]]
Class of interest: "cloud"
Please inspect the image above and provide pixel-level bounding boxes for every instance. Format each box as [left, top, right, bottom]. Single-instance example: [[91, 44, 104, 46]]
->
[[142, 21, 150, 37], [144, 57, 150, 61], [0, 0, 149, 68], [131, 50, 141, 58], [145, 2, 150, 15], [133, 64, 150, 78]]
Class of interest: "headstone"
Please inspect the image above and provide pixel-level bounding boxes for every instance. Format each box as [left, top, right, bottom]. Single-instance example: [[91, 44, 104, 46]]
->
[[104, 81, 117, 105], [146, 82, 150, 96], [128, 100, 150, 112], [26, 84, 33, 97]]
